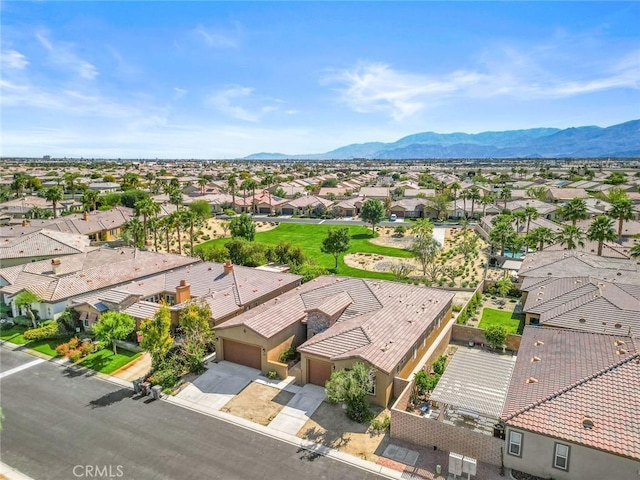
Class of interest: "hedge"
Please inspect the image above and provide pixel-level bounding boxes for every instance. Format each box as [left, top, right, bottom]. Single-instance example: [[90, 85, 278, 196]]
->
[[23, 321, 61, 341]]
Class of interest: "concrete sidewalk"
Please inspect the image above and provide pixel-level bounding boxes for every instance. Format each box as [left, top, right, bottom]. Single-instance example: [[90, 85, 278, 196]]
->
[[268, 384, 326, 435]]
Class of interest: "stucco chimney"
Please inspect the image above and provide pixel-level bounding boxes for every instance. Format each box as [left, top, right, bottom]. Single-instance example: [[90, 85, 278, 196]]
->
[[83, 211, 89, 221], [223, 260, 234, 275], [22, 219, 30, 227], [175, 279, 191, 304], [51, 258, 61, 275]]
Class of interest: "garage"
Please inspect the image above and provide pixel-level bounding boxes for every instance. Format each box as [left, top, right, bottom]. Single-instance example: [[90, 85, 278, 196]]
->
[[258, 206, 271, 214], [223, 339, 261, 370], [307, 359, 332, 386], [281, 207, 294, 215]]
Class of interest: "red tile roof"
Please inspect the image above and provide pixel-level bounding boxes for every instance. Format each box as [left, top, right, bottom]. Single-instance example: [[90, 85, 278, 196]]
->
[[503, 327, 640, 460]]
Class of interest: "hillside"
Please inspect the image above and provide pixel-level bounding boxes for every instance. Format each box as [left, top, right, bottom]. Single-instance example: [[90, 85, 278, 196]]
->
[[244, 119, 640, 160]]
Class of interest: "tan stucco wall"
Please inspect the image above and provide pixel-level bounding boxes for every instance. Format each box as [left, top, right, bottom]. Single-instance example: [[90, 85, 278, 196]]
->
[[216, 321, 305, 375], [504, 427, 640, 480]]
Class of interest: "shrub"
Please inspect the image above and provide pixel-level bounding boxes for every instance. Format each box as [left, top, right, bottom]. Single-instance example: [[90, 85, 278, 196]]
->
[[370, 415, 390, 432], [68, 349, 83, 363], [485, 325, 508, 349], [267, 370, 279, 380], [223, 208, 236, 216], [452, 304, 463, 312], [56, 343, 70, 357], [278, 346, 297, 363], [148, 368, 180, 389], [432, 355, 447, 375], [80, 341, 95, 356], [23, 321, 60, 341]]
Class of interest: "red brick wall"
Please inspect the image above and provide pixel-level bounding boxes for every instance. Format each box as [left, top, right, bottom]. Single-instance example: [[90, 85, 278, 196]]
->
[[390, 406, 503, 465]]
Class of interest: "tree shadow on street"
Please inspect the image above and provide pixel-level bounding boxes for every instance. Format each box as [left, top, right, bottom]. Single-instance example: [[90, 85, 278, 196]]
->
[[87, 388, 131, 409]]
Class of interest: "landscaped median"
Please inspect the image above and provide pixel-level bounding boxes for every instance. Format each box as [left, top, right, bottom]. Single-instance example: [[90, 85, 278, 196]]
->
[[0, 324, 140, 374]]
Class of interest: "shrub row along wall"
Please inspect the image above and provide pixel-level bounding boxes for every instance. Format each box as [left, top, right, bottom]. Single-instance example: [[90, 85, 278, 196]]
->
[[390, 405, 504, 466], [451, 324, 521, 352]]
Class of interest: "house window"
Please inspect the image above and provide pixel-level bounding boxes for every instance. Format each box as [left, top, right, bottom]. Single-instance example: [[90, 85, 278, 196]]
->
[[553, 443, 570, 471], [508, 431, 522, 457], [367, 371, 376, 396], [164, 295, 175, 306], [413, 345, 417, 360], [83, 319, 89, 328]]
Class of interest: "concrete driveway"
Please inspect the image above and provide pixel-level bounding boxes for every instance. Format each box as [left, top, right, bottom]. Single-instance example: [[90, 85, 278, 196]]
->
[[177, 360, 261, 410], [269, 384, 326, 435]]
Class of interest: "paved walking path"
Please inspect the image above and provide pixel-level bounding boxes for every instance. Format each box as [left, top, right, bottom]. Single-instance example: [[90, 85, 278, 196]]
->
[[268, 384, 326, 435], [111, 352, 152, 381]]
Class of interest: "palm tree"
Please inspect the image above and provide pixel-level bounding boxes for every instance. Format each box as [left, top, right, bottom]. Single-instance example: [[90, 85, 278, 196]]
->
[[242, 179, 258, 213], [147, 216, 160, 251], [587, 215, 617, 256], [159, 216, 172, 252], [513, 211, 527, 234], [527, 227, 556, 251], [524, 205, 540, 234], [480, 193, 496, 216], [122, 218, 145, 248], [489, 218, 516, 256], [44, 186, 64, 218], [556, 225, 586, 250], [459, 190, 470, 218], [261, 173, 274, 213], [122, 172, 141, 190], [11, 173, 28, 198], [608, 198, 634, 239], [82, 190, 99, 212], [469, 186, 481, 218], [168, 188, 183, 211], [526, 186, 548, 201], [135, 199, 161, 241], [197, 176, 208, 196], [227, 174, 237, 212], [168, 212, 183, 254], [63, 172, 81, 199], [449, 182, 460, 204], [559, 198, 588, 226], [499, 186, 512, 210]]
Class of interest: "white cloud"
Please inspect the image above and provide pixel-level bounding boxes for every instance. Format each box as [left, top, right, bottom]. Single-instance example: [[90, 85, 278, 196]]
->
[[325, 49, 640, 120], [173, 87, 188, 99], [193, 24, 239, 49], [1, 50, 29, 69], [208, 86, 281, 122], [36, 31, 98, 80]]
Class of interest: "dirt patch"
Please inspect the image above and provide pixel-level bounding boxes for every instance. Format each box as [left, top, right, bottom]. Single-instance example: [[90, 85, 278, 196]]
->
[[155, 217, 278, 254], [220, 382, 294, 426], [297, 402, 390, 462], [345, 228, 503, 287]]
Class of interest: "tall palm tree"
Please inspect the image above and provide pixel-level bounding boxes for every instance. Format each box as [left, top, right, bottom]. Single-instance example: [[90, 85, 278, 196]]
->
[[82, 190, 99, 212], [227, 174, 237, 212], [469, 186, 481, 218], [499, 186, 512, 210], [11, 173, 28, 198], [480, 193, 496, 216], [168, 188, 183, 211], [242, 179, 258, 213], [459, 190, 470, 218], [180, 210, 201, 255], [63, 172, 81, 199], [560, 198, 588, 226], [523, 205, 540, 235], [197, 176, 208, 196], [261, 173, 274, 213], [527, 227, 556, 251], [513, 211, 527, 234], [556, 225, 586, 250], [608, 198, 634, 239], [147, 216, 160, 251], [587, 215, 617, 256], [449, 182, 460, 204], [44, 186, 64, 218], [159, 216, 172, 252], [169, 212, 183, 254], [122, 218, 145, 248]]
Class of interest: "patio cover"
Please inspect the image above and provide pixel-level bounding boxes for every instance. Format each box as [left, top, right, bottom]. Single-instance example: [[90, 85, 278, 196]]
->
[[501, 259, 523, 272], [429, 348, 516, 419]]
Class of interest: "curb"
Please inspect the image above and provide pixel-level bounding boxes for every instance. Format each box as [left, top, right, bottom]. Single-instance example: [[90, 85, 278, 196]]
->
[[0, 461, 36, 480]]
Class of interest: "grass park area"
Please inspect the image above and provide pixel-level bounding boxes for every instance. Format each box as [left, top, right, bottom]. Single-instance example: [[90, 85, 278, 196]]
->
[[478, 307, 525, 334], [0, 325, 28, 344], [198, 223, 412, 280]]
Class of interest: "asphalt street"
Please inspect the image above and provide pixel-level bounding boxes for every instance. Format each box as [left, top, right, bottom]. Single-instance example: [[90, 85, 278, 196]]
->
[[0, 347, 383, 480]]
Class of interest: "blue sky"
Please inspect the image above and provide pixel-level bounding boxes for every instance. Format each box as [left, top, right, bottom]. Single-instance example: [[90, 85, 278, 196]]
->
[[1, 1, 639, 158]]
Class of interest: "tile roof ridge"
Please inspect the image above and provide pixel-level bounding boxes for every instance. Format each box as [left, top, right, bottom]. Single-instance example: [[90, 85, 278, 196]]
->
[[360, 278, 384, 308], [505, 352, 640, 422]]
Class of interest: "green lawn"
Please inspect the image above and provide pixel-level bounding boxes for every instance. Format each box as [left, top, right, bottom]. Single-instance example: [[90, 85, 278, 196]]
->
[[29, 336, 73, 357], [199, 223, 412, 280], [478, 308, 525, 334], [0, 325, 29, 345], [80, 348, 141, 374]]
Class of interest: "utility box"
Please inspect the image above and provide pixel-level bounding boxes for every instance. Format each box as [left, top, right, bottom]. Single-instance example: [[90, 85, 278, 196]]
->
[[151, 385, 162, 400], [448, 452, 463, 476], [462, 457, 477, 476]]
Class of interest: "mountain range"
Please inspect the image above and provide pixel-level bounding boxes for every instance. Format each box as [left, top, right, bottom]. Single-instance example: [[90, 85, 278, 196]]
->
[[245, 119, 640, 160]]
